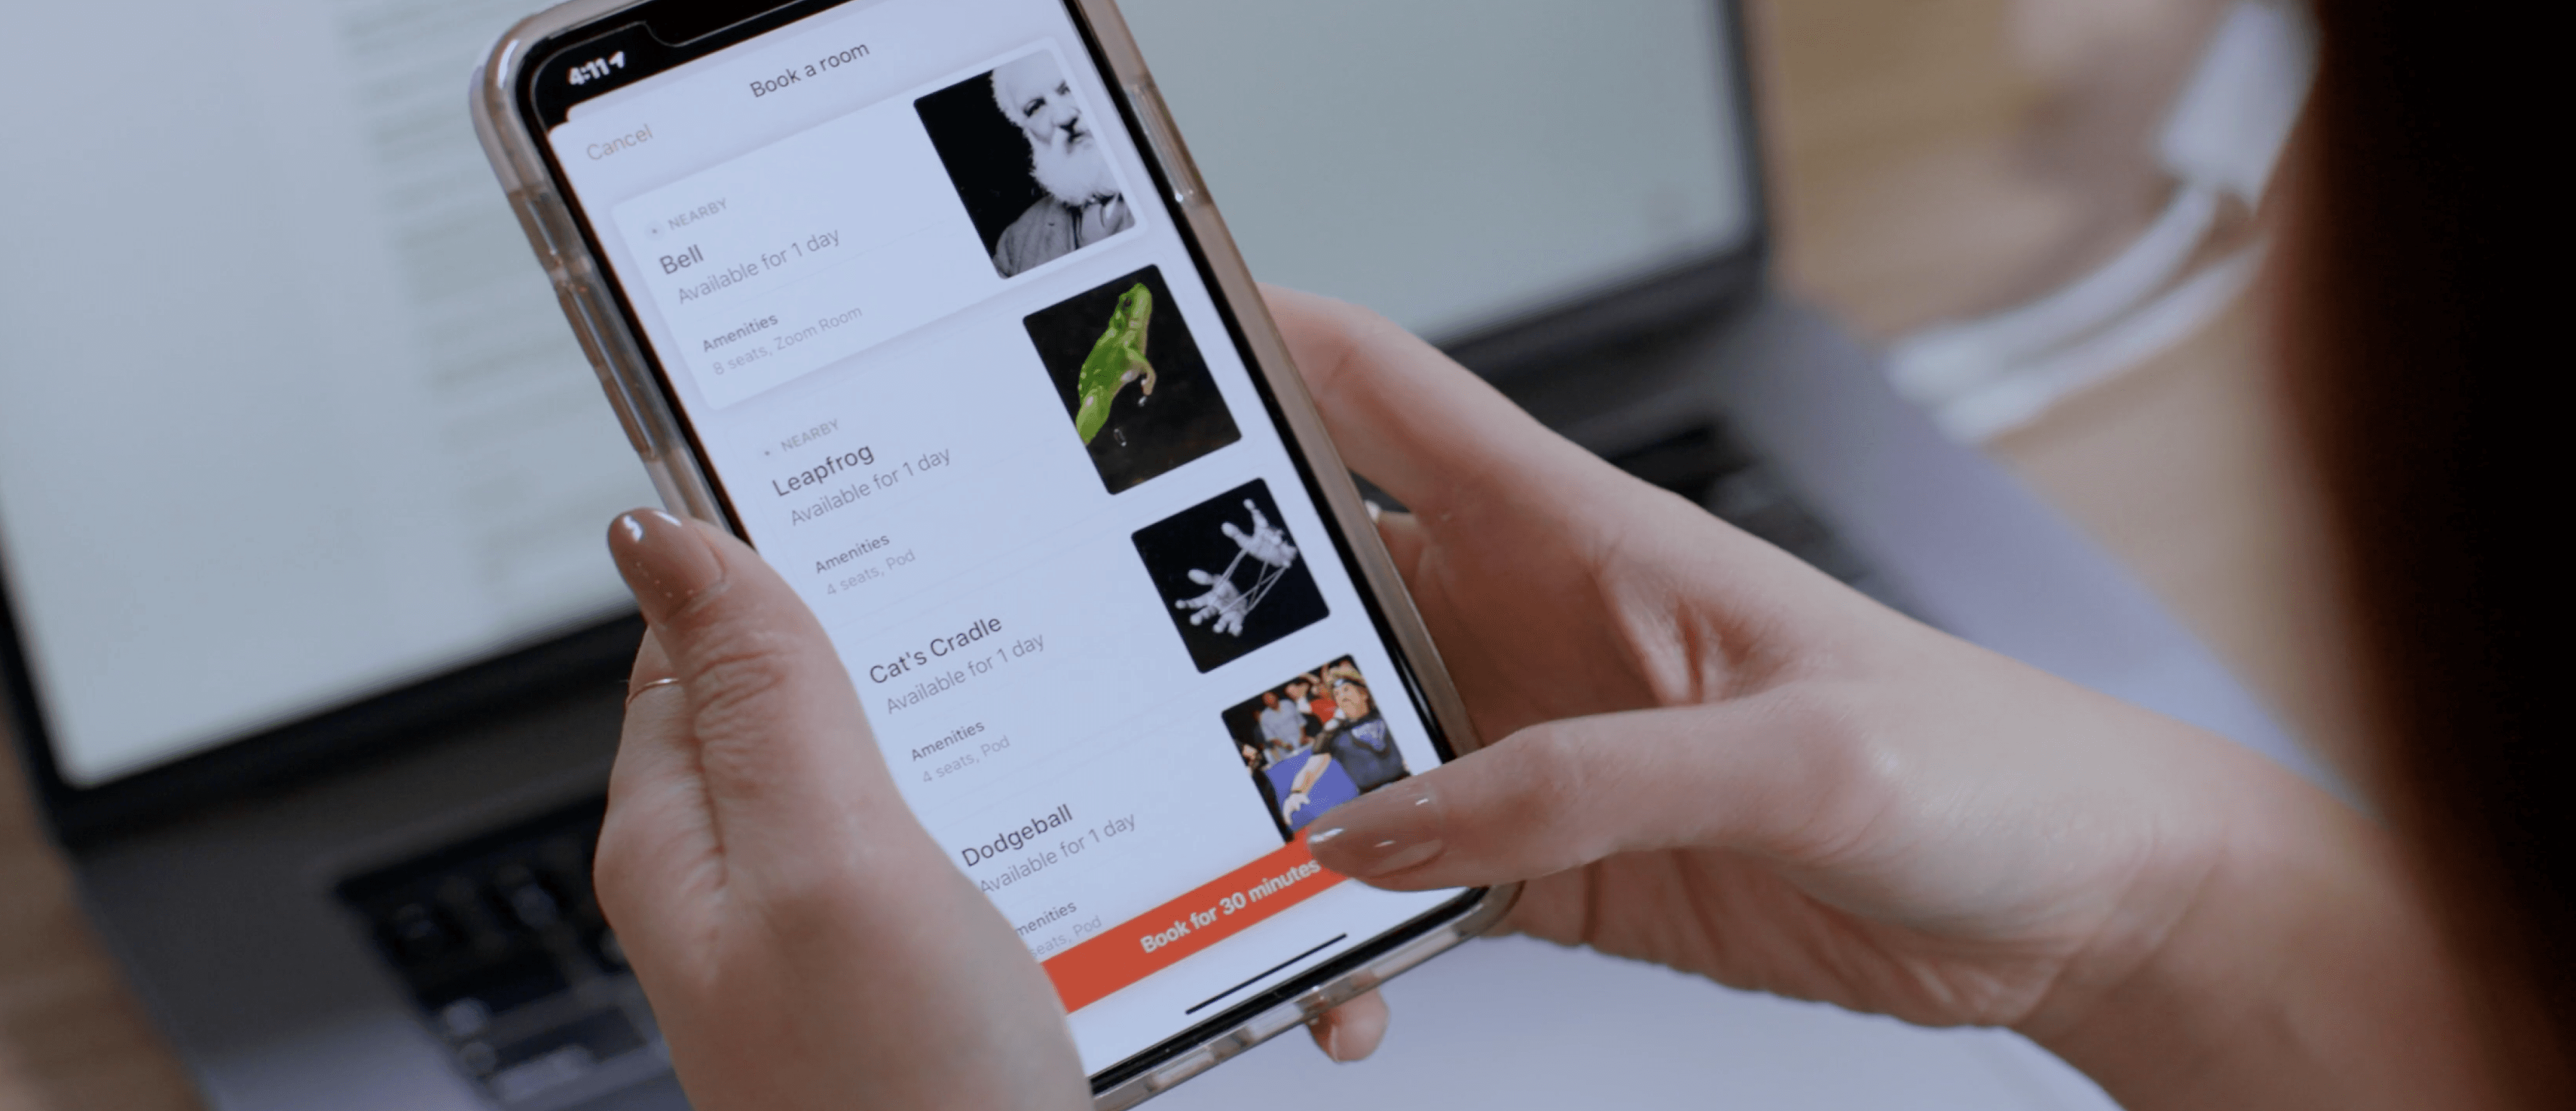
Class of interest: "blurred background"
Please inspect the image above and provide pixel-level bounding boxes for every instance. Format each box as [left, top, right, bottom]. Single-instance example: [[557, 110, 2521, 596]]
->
[[0, 0, 2344, 1106]]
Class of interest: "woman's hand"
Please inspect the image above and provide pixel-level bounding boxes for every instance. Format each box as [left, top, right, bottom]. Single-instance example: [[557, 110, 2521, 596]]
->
[[598, 510, 1089, 1110], [1268, 287, 2493, 1110], [596, 508, 1391, 1108], [583, 281, 2485, 1109]]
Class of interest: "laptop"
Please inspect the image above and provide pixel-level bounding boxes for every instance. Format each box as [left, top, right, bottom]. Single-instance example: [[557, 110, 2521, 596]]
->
[[0, 1, 2319, 1109]]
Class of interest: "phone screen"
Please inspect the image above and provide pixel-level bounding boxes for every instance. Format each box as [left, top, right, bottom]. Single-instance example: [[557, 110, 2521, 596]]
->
[[522, 0, 1475, 1076]]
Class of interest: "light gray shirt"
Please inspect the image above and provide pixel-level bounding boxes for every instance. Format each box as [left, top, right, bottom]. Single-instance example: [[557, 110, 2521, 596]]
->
[[992, 193, 1133, 277]]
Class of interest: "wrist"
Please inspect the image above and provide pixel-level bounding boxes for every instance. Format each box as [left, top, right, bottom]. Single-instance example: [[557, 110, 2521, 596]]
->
[[2023, 759, 2496, 1110]]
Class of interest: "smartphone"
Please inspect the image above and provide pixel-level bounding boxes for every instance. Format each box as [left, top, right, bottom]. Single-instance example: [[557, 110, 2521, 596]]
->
[[471, 0, 1511, 1102]]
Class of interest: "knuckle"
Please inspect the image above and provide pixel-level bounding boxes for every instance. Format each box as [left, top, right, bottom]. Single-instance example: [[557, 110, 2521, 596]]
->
[[1301, 299, 1398, 390], [1330, 298, 1404, 342], [740, 840, 910, 950], [590, 817, 653, 921], [1754, 686, 1911, 858], [755, 867, 868, 942], [673, 623, 804, 726], [662, 626, 821, 800], [1489, 723, 1610, 850]]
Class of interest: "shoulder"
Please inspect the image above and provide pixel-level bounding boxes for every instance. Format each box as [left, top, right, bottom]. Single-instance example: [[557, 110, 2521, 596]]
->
[[998, 199, 1063, 245], [991, 201, 1061, 272]]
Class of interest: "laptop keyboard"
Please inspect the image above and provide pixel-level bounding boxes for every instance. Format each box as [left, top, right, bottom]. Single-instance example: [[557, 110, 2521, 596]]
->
[[336, 798, 663, 1110]]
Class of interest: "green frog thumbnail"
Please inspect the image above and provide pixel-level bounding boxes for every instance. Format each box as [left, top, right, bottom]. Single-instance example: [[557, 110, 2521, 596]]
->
[[1071, 283, 1157, 444]]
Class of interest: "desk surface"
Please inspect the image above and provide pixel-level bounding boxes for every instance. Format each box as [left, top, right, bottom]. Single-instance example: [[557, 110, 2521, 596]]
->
[[0, 1, 2342, 1106]]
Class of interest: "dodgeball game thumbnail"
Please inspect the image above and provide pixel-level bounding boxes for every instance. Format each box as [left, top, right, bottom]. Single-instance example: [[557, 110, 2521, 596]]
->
[[1221, 656, 1413, 838]]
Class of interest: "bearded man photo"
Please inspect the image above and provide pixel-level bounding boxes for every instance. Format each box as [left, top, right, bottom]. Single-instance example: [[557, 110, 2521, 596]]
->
[[988, 53, 1134, 276], [917, 51, 1139, 278]]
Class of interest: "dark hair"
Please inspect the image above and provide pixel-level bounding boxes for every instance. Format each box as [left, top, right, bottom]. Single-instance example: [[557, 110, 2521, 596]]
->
[[2290, 2, 2567, 1099]]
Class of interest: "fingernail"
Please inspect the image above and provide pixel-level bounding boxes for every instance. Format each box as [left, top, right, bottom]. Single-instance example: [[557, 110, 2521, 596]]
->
[[1308, 785, 1446, 879], [608, 510, 724, 625]]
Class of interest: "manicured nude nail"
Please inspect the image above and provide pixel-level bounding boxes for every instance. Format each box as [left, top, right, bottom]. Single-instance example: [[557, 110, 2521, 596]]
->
[[607, 510, 724, 625], [1309, 787, 1445, 879]]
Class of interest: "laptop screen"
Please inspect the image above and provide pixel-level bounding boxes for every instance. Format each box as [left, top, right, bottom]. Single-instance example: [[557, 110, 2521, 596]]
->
[[0, 0, 1754, 790]]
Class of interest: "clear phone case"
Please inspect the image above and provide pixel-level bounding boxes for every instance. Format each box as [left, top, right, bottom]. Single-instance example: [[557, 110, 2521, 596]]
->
[[469, 1, 1516, 1104]]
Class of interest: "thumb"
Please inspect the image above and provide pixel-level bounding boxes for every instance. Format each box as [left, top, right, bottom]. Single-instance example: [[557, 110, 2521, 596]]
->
[[1306, 700, 1870, 890], [605, 509, 911, 868]]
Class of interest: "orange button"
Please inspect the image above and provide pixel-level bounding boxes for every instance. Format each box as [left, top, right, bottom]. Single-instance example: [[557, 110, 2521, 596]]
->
[[1042, 833, 1346, 1014]]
